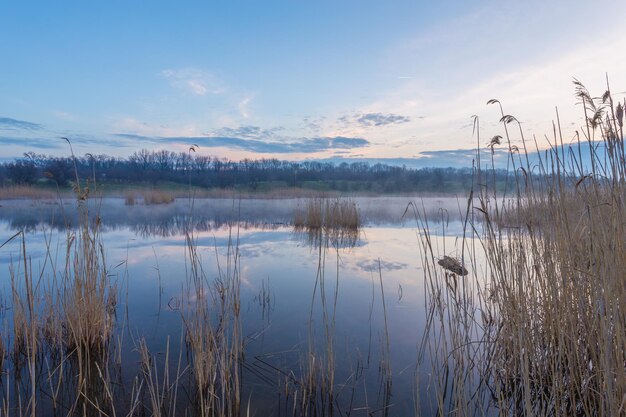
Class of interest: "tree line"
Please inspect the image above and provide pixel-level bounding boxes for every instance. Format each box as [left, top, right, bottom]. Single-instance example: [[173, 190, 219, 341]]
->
[[0, 149, 511, 193]]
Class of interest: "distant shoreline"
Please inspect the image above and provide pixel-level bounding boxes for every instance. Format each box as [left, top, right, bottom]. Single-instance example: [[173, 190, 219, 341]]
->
[[0, 183, 472, 200]]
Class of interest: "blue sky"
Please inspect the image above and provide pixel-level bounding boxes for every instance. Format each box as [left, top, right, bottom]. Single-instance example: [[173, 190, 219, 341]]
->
[[1, 0, 625, 164]]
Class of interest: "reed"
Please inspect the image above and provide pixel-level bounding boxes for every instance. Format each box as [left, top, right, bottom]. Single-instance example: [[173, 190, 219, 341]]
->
[[138, 336, 184, 417], [181, 227, 242, 417], [0, 146, 122, 415], [483, 82, 624, 416], [0, 331, 4, 373], [417, 79, 626, 416], [7, 232, 39, 417]]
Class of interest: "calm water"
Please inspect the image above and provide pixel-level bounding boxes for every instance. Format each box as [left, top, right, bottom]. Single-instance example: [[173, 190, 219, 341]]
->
[[0, 197, 482, 416]]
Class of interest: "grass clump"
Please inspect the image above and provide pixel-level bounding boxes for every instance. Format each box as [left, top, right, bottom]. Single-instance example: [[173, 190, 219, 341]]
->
[[58, 221, 116, 353], [294, 198, 360, 247], [143, 190, 175, 205], [294, 198, 360, 231]]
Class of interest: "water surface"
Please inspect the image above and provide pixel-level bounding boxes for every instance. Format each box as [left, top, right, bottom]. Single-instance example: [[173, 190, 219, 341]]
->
[[0, 197, 481, 416]]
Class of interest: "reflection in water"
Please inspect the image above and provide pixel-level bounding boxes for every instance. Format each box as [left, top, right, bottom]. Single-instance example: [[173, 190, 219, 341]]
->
[[293, 226, 360, 249], [130, 217, 284, 238]]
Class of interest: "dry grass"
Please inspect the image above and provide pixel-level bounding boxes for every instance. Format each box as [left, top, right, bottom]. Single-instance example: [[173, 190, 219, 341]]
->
[[0, 185, 61, 200], [0, 185, 244, 416], [143, 190, 175, 205]]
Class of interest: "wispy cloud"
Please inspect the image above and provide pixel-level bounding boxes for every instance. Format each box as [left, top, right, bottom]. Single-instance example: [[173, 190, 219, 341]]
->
[[113, 117, 203, 138], [417, 148, 505, 163], [210, 125, 284, 139], [338, 112, 411, 128], [0, 136, 60, 149], [113, 133, 369, 154], [160, 68, 224, 96], [0, 134, 136, 153], [0, 117, 43, 131], [301, 115, 327, 133], [356, 112, 411, 127], [238, 96, 253, 118]]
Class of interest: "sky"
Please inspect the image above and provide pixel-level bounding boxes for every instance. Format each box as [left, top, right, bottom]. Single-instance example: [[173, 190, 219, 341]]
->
[[1, 0, 626, 166]]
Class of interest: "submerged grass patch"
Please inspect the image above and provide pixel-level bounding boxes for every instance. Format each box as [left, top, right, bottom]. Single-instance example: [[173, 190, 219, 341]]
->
[[143, 190, 175, 205], [294, 198, 360, 231]]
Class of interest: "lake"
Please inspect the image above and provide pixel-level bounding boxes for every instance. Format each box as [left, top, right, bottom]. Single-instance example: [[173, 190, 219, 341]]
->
[[0, 196, 484, 416]]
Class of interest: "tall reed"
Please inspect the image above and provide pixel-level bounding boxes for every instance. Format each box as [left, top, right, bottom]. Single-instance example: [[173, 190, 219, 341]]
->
[[182, 226, 242, 417], [417, 79, 626, 416]]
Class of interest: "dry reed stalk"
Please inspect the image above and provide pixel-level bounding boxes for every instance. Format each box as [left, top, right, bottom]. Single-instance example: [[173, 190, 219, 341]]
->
[[286, 230, 393, 416], [0, 334, 4, 372], [59, 221, 116, 354], [138, 336, 184, 417], [182, 227, 242, 417], [290, 220, 339, 417], [6, 232, 40, 417]]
